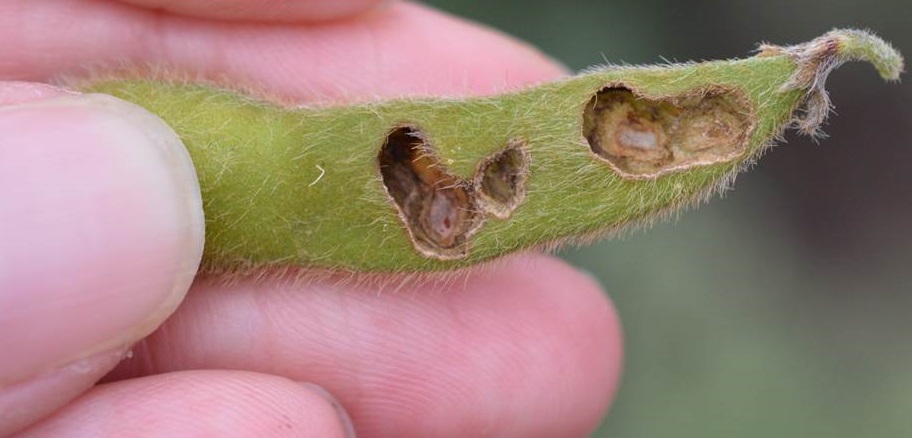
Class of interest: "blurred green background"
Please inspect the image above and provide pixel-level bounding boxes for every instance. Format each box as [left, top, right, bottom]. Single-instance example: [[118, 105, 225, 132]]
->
[[422, 0, 911, 436]]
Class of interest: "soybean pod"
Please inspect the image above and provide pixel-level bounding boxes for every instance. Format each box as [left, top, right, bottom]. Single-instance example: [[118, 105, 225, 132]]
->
[[82, 30, 903, 273]]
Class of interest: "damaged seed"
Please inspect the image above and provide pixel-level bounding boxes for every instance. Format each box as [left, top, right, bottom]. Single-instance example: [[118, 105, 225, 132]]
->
[[378, 130, 530, 259], [378, 126, 479, 259], [583, 86, 753, 178], [475, 141, 529, 219]]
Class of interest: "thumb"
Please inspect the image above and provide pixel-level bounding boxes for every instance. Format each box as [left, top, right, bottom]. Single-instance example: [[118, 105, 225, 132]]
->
[[0, 82, 204, 435]]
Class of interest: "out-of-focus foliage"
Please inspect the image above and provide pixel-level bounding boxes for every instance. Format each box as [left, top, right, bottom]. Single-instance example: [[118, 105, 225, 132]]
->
[[424, 1, 912, 436]]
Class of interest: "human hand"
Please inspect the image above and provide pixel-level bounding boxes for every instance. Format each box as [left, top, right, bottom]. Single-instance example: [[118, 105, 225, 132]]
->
[[0, 1, 621, 437]]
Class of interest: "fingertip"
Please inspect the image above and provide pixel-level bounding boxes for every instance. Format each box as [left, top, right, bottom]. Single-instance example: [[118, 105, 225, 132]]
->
[[349, 253, 622, 437], [317, 1, 571, 98], [17, 371, 355, 438], [468, 253, 624, 435], [135, 252, 621, 438], [0, 82, 204, 381], [0, 1, 568, 101]]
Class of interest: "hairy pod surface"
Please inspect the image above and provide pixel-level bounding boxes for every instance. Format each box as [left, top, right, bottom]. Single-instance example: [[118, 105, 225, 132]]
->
[[83, 30, 903, 272]]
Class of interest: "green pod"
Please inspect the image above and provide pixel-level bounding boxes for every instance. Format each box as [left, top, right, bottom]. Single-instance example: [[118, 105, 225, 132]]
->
[[83, 30, 902, 273]]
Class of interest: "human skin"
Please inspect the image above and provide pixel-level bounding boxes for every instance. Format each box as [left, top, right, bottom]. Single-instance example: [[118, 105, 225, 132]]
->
[[0, 1, 622, 437]]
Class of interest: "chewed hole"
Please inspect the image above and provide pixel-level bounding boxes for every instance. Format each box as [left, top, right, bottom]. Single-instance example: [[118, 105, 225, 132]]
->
[[475, 141, 529, 219], [583, 86, 753, 178], [378, 126, 478, 259]]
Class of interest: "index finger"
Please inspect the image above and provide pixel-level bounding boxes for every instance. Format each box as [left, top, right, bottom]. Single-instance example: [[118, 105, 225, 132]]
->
[[0, 1, 566, 102]]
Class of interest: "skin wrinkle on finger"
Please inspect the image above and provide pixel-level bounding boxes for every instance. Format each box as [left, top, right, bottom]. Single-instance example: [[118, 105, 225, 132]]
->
[[0, 82, 78, 104], [116, 0, 393, 23], [0, 349, 129, 437], [0, 1, 565, 102], [105, 255, 621, 438]]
